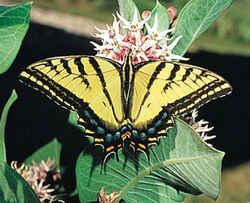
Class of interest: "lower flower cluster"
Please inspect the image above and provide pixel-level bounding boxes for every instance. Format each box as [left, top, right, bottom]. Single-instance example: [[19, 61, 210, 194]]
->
[[11, 158, 62, 203]]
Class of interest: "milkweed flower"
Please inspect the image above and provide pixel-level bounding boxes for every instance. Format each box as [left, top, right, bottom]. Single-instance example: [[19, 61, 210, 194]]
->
[[98, 187, 119, 203], [186, 109, 216, 146], [91, 8, 188, 65], [11, 158, 62, 203]]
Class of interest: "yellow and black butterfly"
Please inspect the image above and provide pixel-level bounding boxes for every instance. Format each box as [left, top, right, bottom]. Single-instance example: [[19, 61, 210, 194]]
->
[[19, 55, 232, 163]]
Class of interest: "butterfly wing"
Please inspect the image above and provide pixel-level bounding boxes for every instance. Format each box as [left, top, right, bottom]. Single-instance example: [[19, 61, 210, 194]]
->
[[130, 61, 232, 126], [19, 56, 126, 154], [127, 60, 232, 152]]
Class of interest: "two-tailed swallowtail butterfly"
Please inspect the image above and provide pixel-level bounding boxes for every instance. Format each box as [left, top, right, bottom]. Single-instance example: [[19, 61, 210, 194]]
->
[[19, 55, 232, 163]]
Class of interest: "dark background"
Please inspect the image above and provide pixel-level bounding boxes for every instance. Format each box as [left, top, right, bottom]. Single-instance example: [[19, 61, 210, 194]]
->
[[0, 22, 249, 168]]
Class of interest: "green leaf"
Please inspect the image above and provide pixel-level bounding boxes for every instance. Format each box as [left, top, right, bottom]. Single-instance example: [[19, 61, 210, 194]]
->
[[172, 0, 232, 56], [0, 2, 32, 74], [0, 161, 40, 203], [0, 90, 18, 163], [76, 118, 224, 202], [147, 0, 170, 33], [118, 0, 140, 23], [24, 138, 62, 167]]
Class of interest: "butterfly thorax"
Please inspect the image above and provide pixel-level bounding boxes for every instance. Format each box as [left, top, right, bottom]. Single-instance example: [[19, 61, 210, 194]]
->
[[121, 55, 134, 116]]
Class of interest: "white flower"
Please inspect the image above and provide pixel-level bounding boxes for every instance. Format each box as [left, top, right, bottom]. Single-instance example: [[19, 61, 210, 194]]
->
[[32, 179, 56, 203], [189, 109, 216, 146], [157, 36, 189, 61], [131, 43, 149, 63], [145, 14, 174, 42], [117, 8, 149, 33]]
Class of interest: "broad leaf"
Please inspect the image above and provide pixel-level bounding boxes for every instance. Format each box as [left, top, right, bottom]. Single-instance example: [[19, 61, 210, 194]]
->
[[76, 118, 224, 203], [0, 161, 40, 203], [24, 138, 61, 167], [118, 0, 140, 24], [0, 2, 32, 74], [147, 0, 170, 33], [172, 0, 232, 56], [0, 90, 18, 162]]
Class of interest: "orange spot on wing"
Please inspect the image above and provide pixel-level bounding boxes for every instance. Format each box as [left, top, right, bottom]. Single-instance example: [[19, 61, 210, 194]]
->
[[130, 141, 136, 146], [138, 143, 146, 149], [106, 146, 115, 152], [95, 138, 104, 143], [148, 137, 157, 142], [121, 131, 131, 140]]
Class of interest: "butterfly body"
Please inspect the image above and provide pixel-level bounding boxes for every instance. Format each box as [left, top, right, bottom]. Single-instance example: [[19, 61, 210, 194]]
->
[[19, 55, 232, 162]]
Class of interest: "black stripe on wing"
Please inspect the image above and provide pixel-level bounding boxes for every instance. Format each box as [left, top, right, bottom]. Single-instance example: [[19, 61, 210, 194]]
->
[[130, 61, 168, 120], [19, 64, 112, 133], [19, 66, 84, 111], [166, 79, 231, 116], [88, 57, 125, 124]]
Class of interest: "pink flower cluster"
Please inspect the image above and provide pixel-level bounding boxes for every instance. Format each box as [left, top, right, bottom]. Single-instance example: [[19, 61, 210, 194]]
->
[[11, 158, 62, 203], [91, 8, 188, 65]]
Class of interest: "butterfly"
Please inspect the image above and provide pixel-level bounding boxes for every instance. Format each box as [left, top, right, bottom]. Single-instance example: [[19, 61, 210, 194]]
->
[[19, 55, 232, 164]]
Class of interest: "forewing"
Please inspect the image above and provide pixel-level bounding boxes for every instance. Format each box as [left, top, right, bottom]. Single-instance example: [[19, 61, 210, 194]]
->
[[19, 55, 125, 129], [130, 60, 232, 128]]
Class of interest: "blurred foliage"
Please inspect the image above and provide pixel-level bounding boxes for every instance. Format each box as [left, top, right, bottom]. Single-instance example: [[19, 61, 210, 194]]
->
[[207, 0, 250, 43], [81, 0, 250, 44], [192, 0, 250, 56], [81, 0, 188, 11], [11, 0, 250, 55]]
